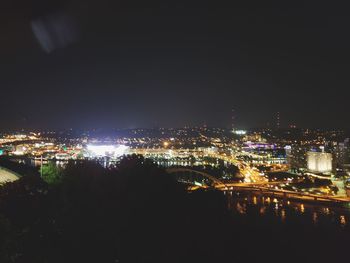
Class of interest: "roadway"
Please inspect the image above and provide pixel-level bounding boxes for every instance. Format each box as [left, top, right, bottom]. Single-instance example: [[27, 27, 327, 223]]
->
[[131, 147, 268, 183], [216, 183, 350, 204], [206, 152, 268, 183], [131, 148, 350, 204]]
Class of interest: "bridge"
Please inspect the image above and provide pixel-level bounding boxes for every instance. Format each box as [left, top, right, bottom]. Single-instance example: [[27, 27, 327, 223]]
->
[[166, 168, 350, 204], [130, 147, 269, 183], [166, 168, 226, 187], [221, 184, 350, 204], [166, 168, 281, 189], [205, 152, 268, 183]]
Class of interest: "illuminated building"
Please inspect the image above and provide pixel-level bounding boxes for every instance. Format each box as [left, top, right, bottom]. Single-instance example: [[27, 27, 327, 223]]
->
[[86, 144, 129, 158], [288, 145, 308, 172], [13, 145, 28, 156], [307, 151, 332, 173], [325, 138, 350, 173]]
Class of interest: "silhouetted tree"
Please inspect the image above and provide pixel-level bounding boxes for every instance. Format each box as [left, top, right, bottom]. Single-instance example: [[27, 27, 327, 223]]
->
[[0, 155, 349, 263]]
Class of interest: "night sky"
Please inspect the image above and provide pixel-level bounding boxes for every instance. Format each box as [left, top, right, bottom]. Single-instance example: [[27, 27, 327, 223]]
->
[[1, 1, 350, 130]]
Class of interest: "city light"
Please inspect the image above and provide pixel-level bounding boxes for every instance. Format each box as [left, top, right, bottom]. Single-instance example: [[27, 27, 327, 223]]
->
[[86, 144, 129, 157], [234, 130, 247, 135], [0, 127, 349, 203]]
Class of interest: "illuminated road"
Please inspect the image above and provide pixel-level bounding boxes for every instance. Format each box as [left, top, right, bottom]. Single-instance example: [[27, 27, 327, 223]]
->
[[217, 184, 350, 204], [131, 148, 270, 183], [206, 152, 268, 183], [131, 148, 350, 204]]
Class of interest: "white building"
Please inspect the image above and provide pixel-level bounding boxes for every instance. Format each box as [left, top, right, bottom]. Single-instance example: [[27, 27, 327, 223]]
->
[[307, 151, 332, 173]]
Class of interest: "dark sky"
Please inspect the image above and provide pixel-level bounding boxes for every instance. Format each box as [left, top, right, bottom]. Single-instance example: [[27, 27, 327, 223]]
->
[[1, 1, 350, 130]]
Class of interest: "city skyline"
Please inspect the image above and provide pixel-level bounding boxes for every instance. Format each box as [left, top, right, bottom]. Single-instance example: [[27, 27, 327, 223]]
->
[[2, 2, 350, 262]]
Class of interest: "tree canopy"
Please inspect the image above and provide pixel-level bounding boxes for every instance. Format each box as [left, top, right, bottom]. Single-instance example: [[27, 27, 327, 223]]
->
[[0, 155, 349, 263]]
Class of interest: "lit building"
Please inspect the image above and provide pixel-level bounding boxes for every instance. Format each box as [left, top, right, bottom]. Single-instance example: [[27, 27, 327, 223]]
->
[[86, 144, 129, 158], [307, 151, 332, 173], [13, 145, 28, 155], [288, 145, 308, 172], [325, 138, 350, 173]]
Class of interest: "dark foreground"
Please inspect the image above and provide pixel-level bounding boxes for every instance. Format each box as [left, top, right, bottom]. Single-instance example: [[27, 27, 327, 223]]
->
[[0, 156, 349, 263]]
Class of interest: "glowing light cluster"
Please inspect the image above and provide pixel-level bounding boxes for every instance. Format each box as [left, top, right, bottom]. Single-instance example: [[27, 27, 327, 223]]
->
[[234, 130, 247, 135], [87, 144, 129, 157]]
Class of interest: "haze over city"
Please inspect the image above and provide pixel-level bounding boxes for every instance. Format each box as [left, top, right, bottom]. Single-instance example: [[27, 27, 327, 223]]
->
[[2, 1, 350, 130]]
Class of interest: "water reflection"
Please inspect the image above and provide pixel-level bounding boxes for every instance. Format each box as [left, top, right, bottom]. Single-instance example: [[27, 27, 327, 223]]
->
[[281, 209, 286, 222], [313, 212, 318, 224], [340, 215, 346, 227], [228, 191, 350, 227], [253, 196, 257, 205]]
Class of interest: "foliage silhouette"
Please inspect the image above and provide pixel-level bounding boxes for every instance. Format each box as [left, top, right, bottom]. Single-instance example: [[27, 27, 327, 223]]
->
[[0, 155, 349, 263]]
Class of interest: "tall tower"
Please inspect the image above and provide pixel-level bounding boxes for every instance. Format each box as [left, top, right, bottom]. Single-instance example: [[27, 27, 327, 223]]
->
[[276, 111, 280, 129], [231, 109, 235, 131]]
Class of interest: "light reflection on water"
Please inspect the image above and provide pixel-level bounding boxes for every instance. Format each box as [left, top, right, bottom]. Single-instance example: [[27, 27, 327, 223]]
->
[[340, 215, 346, 227], [227, 191, 350, 227], [313, 212, 318, 224]]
